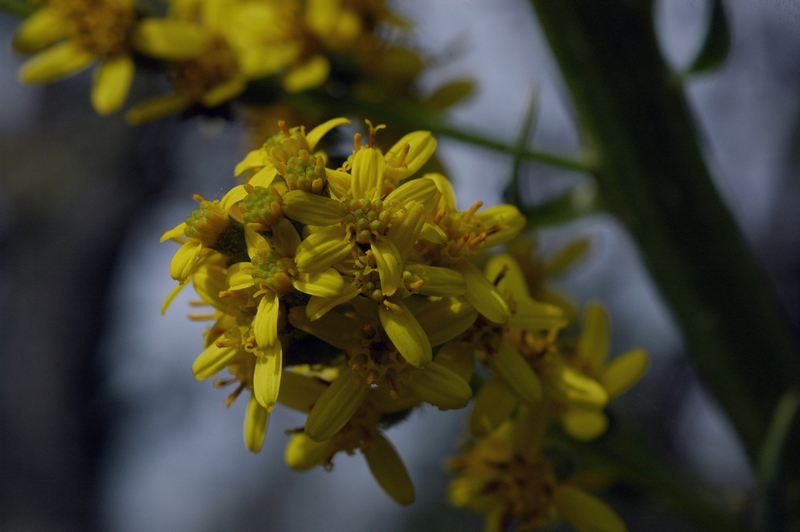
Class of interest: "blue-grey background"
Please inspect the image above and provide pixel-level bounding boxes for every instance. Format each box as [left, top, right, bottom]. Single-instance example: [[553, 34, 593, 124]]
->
[[1, 1, 799, 530]]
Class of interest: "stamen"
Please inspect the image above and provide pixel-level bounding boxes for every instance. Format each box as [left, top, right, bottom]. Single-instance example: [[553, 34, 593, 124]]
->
[[492, 265, 508, 287], [464, 200, 483, 222], [213, 376, 237, 387], [188, 313, 217, 320], [469, 232, 488, 249], [192, 193, 206, 202], [395, 143, 410, 167], [189, 300, 207, 307], [354, 133, 362, 152], [215, 337, 240, 348], [386, 374, 398, 399], [278, 120, 291, 137], [435, 209, 447, 223], [223, 382, 246, 407]]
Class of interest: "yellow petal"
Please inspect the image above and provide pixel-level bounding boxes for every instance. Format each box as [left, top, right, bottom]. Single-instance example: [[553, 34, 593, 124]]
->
[[404, 361, 472, 410], [92, 54, 134, 115], [288, 307, 359, 350], [125, 94, 192, 125], [169, 241, 202, 282], [433, 340, 475, 383], [253, 292, 279, 348], [490, 342, 542, 405], [351, 147, 385, 199], [285, 433, 329, 470], [226, 262, 255, 291], [201, 77, 247, 107], [379, 297, 432, 368], [244, 393, 269, 452], [13, 9, 69, 54], [508, 298, 567, 331], [161, 282, 186, 315], [372, 236, 402, 297], [307, 117, 350, 150], [278, 370, 328, 412], [555, 485, 627, 532], [385, 201, 425, 261], [544, 238, 590, 276], [20, 41, 93, 83], [384, 131, 436, 182], [133, 19, 210, 60], [455, 261, 510, 324], [234, 149, 265, 177], [305, 368, 369, 441], [192, 344, 239, 380], [601, 348, 648, 397], [475, 204, 525, 248], [578, 302, 610, 369], [293, 268, 344, 297], [272, 218, 301, 257], [244, 223, 269, 259], [384, 176, 441, 214], [469, 377, 517, 437], [364, 432, 415, 506], [282, 190, 347, 226], [425, 173, 456, 211], [546, 365, 608, 408], [305, 283, 360, 321], [248, 165, 278, 188], [253, 344, 282, 409], [404, 296, 477, 346], [484, 254, 530, 299], [282, 55, 330, 93], [404, 264, 466, 297], [160, 222, 186, 242], [295, 226, 353, 273], [562, 409, 608, 441], [326, 168, 351, 199]]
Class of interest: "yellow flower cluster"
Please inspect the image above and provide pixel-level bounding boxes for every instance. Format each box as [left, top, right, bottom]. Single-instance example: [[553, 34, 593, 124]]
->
[[162, 118, 526, 504], [11, 0, 407, 119], [444, 249, 649, 531]]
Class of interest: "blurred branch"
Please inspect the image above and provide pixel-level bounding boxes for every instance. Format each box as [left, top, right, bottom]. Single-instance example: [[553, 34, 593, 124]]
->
[[529, 0, 800, 482], [549, 425, 749, 532], [280, 90, 588, 172]]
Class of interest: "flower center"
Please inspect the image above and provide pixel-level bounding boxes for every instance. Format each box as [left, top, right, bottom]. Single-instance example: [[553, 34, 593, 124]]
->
[[343, 198, 390, 244], [284, 150, 326, 194], [251, 248, 295, 297], [52, 0, 135, 56], [184, 200, 230, 246], [240, 185, 283, 228], [171, 37, 238, 101]]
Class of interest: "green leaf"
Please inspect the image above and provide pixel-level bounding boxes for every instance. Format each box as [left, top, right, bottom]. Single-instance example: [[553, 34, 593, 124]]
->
[[504, 87, 540, 207], [423, 79, 475, 111], [688, 0, 730, 74]]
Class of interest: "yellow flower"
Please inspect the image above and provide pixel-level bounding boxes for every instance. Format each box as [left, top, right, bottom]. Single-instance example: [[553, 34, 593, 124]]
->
[[418, 174, 525, 324], [13, 0, 138, 114], [234, 117, 351, 189], [288, 297, 473, 442], [280, 370, 416, 505], [560, 303, 649, 440], [162, 185, 249, 284], [448, 406, 627, 532]]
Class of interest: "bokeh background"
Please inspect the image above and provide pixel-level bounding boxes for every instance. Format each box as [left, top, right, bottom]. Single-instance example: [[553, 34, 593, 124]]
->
[[2, 0, 800, 530]]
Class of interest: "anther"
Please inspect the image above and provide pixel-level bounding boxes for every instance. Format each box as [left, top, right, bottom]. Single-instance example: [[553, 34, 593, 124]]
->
[[278, 120, 291, 137], [464, 200, 483, 222]]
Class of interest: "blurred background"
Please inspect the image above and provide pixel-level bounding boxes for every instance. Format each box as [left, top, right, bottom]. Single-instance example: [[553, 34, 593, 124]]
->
[[1, 0, 800, 530]]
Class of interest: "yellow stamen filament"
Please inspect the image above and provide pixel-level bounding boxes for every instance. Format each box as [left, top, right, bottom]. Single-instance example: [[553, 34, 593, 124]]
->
[[223, 382, 246, 407], [464, 200, 483, 222], [395, 143, 410, 167], [188, 313, 217, 320], [215, 337, 240, 348], [214, 376, 238, 387], [279, 120, 291, 137], [354, 132, 362, 152], [189, 300, 207, 307]]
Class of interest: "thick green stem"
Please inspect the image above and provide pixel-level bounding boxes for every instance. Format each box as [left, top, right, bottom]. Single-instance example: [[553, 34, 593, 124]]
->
[[529, 0, 800, 473]]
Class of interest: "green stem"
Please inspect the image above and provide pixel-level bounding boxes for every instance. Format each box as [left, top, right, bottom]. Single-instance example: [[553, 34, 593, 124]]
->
[[528, 0, 800, 475], [281, 91, 587, 172]]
